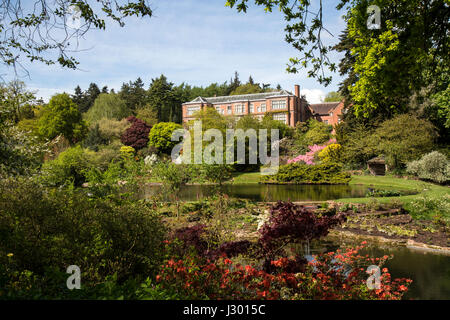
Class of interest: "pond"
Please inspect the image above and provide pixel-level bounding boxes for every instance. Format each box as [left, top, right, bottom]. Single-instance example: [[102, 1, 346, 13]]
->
[[309, 239, 450, 300], [143, 183, 369, 202]]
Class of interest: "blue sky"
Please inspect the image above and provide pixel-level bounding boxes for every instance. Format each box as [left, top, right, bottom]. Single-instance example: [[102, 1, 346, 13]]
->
[[4, 0, 346, 103]]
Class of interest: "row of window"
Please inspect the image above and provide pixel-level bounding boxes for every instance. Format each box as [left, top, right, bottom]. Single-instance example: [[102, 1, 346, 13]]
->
[[186, 107, 286, 124], [187, 100, 286, 116]]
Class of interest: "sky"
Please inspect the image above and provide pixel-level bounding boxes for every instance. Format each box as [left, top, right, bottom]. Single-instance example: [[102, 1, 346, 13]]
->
[[3, 0, 347, 104]]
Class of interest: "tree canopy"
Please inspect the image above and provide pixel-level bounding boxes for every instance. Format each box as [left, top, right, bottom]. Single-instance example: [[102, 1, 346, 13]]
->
[[1, 0, 153, 74], [85, 92, 131, 123], [38, 93, 87, 143]]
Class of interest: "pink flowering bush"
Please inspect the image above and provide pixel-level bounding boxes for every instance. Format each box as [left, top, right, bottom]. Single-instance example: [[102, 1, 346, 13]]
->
[[288, 138, 337, 165]]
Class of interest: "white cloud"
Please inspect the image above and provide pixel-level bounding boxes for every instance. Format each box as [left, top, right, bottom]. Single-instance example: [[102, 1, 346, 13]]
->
[[301, 89, 326, 104], [29, 87, 71, 102]]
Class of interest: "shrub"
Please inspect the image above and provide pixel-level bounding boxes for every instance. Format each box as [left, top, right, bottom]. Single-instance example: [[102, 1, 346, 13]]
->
[[0, 126, 48, 176], [97, 118, 131, 142], [120, 116, 152, 150], [0, 178, 167, 298], [136, 106, 158, 127], [155, 243, 411, 300], [120, 145, 135, 159], [288, 144, 327, 165], [339, 124, 377, 169], [365, 189, 403, 197], [201, 163, 233, 184], [82, 123, 107, 151], [304, 119, 332, 145], [406, 151, 449, 184], [172, 224, 209, 255], [404, 194, 450, 222], [262, 162, 351, 184], [148, 122, 183, 154], [261, 114, 293, 139], [152, 161, 191, 191], [258, 201, 346, 271], [319, 143, 343, 163], [84, 144, 122, 171], [372, 114, 437, 169], [40, 145, 91, 187]]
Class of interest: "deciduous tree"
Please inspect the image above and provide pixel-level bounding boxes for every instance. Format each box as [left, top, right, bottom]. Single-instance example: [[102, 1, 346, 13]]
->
[[38, 93, 87, 143]]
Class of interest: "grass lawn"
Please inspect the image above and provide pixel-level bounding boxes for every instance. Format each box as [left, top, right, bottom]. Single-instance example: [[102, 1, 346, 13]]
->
[[338, 175, 449, 221], [228, 171, 261, 184]]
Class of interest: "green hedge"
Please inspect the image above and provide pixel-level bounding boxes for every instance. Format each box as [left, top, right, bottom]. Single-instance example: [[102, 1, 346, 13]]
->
[[261, 162, 351, 184]]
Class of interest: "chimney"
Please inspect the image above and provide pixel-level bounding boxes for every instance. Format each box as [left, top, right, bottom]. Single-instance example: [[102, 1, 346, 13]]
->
[[294, 84, 300, 97]]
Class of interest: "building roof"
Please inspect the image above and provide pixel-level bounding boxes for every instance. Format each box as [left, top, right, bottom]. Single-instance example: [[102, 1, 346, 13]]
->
[[182, 90, 296, 105], [309, 102, 341, 115]]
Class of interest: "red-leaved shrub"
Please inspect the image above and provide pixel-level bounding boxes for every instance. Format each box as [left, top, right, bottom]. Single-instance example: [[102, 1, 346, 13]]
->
[[120, 116, 151, 150]]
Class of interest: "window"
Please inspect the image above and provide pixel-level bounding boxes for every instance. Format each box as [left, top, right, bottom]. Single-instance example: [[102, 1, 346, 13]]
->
[[330, 112, 333, 117], [324, 120, 328, 124], [234, 104, 244, 114], [273, 113, 287, 124], [215, 106, 224, 114], [187, 106, 200, 116], [227, 105, 232, 114], [249, 103, 254, 113], [271, 100, 286, 110], [257, 103, 266, 113]]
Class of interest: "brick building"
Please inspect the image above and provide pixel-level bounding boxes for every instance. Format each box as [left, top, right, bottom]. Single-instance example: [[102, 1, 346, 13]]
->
[[308, 101, 345, 126], [181, 85, 310, 127]]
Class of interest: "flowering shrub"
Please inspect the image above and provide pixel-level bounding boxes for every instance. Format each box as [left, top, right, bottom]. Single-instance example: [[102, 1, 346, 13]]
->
[[159, 201, 411, 300], [144, 153, 158, 166], [120, 116, 152, 150], [287, 144, 326, 165], [155, 242, 412, 300], [288, 138, 337, 165]]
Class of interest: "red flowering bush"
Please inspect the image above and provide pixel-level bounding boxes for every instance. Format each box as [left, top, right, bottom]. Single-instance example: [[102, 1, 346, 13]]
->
[[120, 116, 151, 150], [297, 242, 412, 300], [157, 202, 411, 300], [155, 242, 412, 300]]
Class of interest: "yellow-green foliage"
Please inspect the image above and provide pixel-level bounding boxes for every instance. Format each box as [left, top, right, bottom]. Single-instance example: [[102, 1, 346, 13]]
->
[[96, 118, 131, 141], [120, 145, 135, 159], [319, 143, 343, 163], [261, 162, 351, 185]]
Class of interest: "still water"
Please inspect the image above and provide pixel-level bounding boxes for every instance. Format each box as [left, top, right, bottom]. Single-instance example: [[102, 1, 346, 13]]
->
[[144, 183, 369, 202], [310, 239, 450, 300]]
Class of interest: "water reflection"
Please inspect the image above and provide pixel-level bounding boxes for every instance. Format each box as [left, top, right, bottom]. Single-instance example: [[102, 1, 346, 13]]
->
[[143, 184, 368, 202]]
